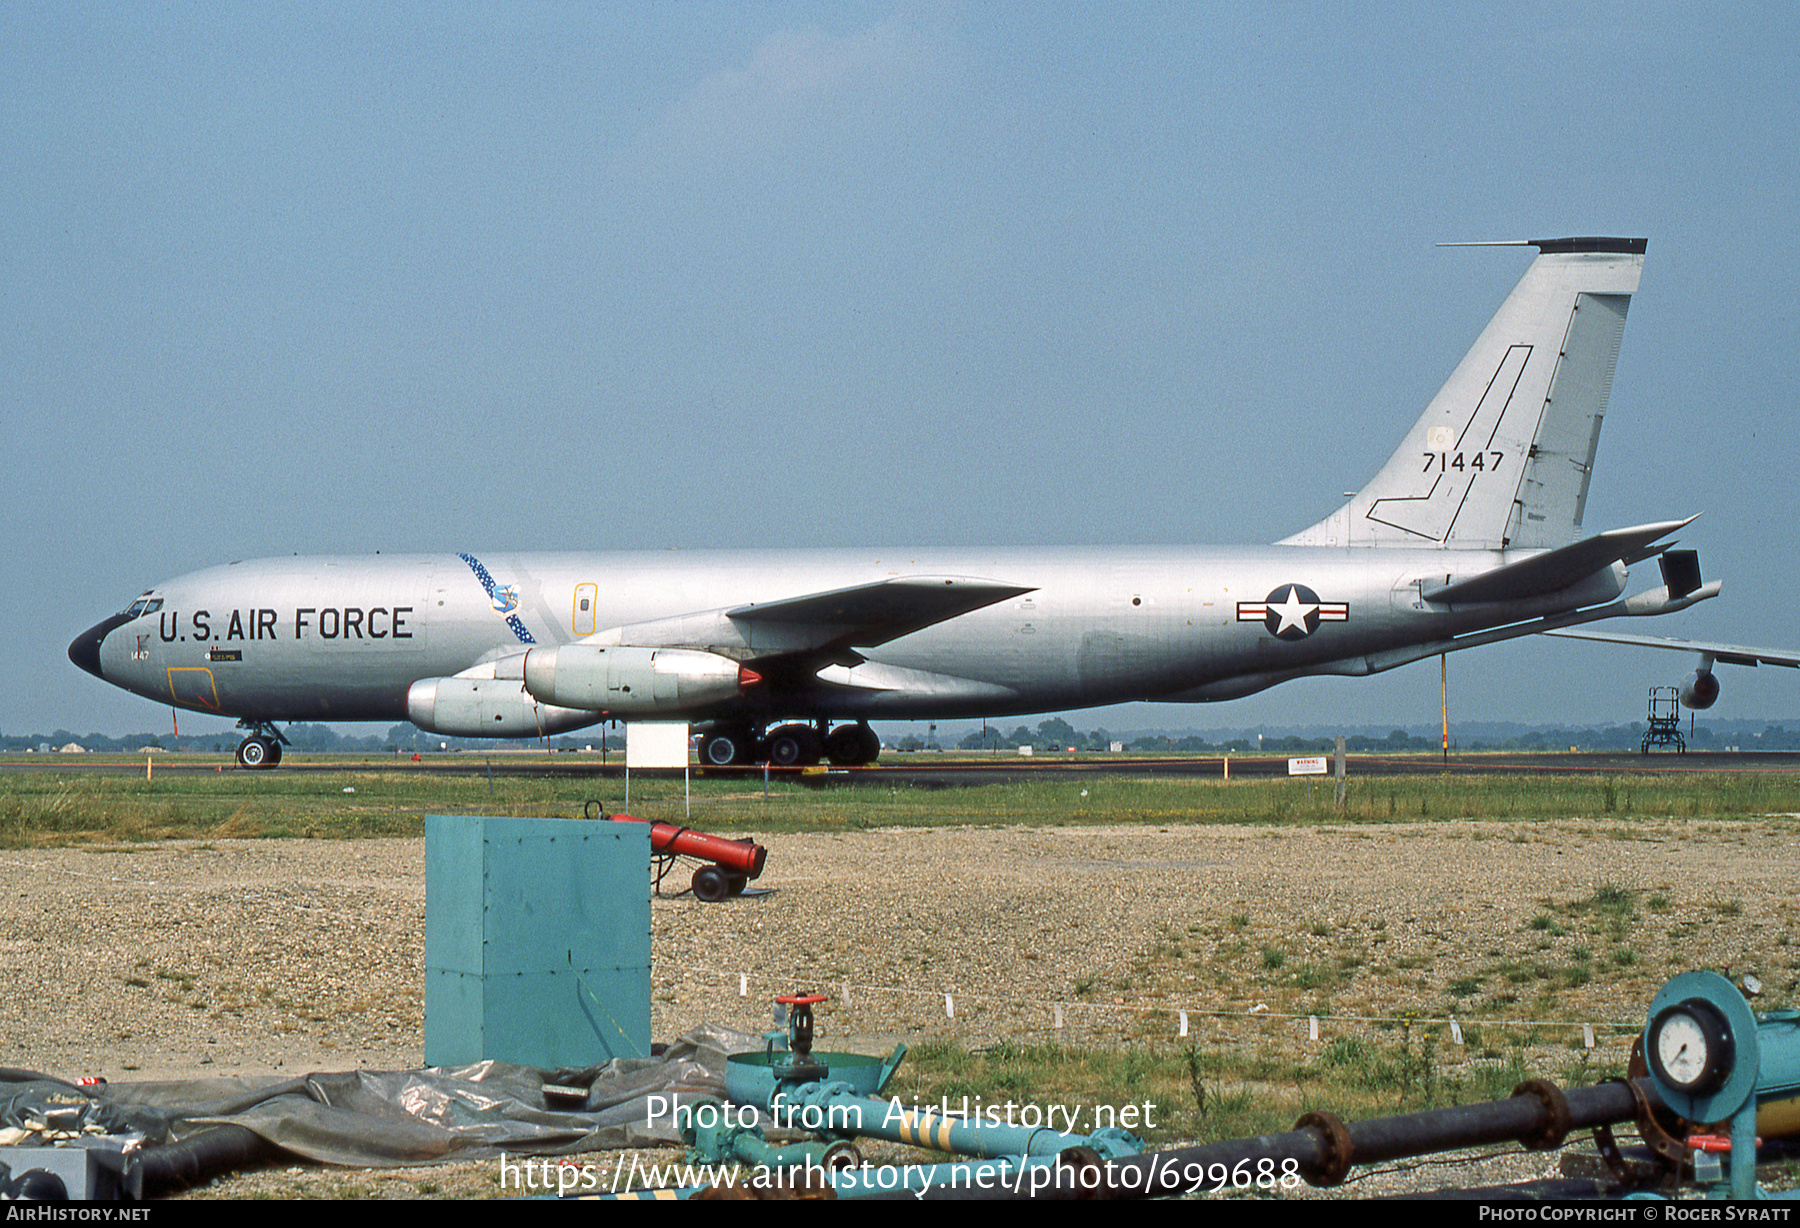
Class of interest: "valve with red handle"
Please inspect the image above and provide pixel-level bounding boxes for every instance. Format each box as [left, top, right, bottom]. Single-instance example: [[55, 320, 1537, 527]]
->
[[774, 992, 831, 1083]]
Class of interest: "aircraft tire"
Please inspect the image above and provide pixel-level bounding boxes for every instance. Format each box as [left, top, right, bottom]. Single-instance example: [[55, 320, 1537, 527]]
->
[[825, 723, 882, 766], [692, 865, 730, 903], [701, 730, 751, 767], [825, 725, 861, 766], [767, 724, 823, 767], [236, 736, 275, 770], [767, 727, 804, 766]]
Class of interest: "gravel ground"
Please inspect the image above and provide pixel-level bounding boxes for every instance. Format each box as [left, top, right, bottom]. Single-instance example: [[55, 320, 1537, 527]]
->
[[2, 816, 1795, 1197]]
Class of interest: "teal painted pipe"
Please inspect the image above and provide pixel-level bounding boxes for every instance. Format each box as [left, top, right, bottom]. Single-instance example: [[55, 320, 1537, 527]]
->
[[686, 1113, 860, 1172]]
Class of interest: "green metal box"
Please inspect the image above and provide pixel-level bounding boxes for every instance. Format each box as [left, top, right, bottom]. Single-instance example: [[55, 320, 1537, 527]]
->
[[424, 816, 650, 1067]]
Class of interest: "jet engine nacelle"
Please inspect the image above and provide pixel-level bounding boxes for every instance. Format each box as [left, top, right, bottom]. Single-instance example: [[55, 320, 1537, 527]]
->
[[407, 676, 603, 737], [1680, 669, 1720, 710], [523, 644, 754, 715]]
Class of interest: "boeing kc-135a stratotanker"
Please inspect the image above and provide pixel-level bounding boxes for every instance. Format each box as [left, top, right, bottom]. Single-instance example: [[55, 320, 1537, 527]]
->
[[70, 238, 1791, 769]]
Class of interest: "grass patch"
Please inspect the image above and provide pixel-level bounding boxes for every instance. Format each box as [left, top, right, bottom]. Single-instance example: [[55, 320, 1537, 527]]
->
[[7, 759, 1800, 847], [1558, 884, 1640, 942], [883, 1035, 1568, 1145]]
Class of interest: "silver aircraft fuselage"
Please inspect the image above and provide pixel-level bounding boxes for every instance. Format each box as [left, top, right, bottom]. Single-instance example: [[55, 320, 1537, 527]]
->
[[71, 541, 1624, 725]]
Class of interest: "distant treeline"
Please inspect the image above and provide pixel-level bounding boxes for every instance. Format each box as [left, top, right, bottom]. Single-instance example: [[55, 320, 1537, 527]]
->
[[952, 719, 1800, 754]]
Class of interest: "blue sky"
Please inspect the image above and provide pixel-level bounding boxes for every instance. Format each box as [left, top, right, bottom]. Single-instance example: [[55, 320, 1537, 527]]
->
[[6, 2, 1798, 737]]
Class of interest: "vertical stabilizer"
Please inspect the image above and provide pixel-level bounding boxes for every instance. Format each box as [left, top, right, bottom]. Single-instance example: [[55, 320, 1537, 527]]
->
[[1280, 238, 1644, 549]]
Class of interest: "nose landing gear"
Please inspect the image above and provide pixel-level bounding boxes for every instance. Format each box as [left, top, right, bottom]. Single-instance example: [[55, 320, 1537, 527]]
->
[[234, 721, 288, 769]]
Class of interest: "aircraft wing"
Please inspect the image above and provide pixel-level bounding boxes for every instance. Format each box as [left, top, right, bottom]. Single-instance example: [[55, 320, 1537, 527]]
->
[[596, 575, 1036, 671], [726, 576, 1035, 650], [1541, 628, 1800, 669]]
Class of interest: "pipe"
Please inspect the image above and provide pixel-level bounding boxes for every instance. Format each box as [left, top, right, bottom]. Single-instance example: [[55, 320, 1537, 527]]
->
[[125, 1124, 278, 1197], [687, 1116, 861, 1172], [900, 1078, 1657, 1200]]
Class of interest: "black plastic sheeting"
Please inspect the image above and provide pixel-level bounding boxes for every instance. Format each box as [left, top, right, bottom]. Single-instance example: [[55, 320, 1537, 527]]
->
[[2, 1025, 752, 1171]]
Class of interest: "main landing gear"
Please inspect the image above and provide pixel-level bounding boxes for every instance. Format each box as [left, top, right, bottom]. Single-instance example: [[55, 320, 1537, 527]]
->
[[698, 720, 881, 768], [234, 721, 288, 770]]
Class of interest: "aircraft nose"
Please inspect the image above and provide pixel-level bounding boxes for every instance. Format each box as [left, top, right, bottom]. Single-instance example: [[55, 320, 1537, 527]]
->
[[69, 613, 132, 681]]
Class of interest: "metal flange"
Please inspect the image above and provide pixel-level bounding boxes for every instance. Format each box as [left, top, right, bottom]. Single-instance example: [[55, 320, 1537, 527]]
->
[[1511, 1078, 1571, 1151], [1294, 1109, 1353, 1186]]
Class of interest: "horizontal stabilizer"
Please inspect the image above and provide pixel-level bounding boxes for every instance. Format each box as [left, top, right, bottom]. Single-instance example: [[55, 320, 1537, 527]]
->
[[1542, 629, 1800, 669], [1421, 517, 1694, 604]]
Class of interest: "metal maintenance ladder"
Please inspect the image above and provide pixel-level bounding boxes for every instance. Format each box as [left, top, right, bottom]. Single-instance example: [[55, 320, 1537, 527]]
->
[[1641, 685, 1685, 754]]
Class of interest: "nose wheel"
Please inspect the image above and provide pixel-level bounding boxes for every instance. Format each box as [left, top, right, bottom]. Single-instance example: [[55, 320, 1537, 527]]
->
[[234, 722, 287, 769]]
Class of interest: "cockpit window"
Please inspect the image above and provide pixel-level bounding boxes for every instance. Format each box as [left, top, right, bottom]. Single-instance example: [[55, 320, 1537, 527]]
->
[[124, 599, 148, 618], [123, 597, 162, 619]]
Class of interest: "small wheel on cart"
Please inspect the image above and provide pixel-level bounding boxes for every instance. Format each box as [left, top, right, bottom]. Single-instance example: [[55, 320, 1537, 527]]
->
[[692, 865, 730, 903]]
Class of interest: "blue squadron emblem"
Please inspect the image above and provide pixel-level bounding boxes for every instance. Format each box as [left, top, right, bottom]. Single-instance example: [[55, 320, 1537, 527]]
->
[[456, 553, 537, 644], [1237, 584, 1349, 641]]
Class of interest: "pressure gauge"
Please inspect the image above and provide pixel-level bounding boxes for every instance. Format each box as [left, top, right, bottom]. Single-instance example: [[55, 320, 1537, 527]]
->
[[1647, 998, 1735, 1095]]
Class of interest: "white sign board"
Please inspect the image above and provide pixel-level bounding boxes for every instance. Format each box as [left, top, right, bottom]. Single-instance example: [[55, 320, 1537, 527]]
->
[[1287, 756, 1329, 776], [627, 722, 690, 769]]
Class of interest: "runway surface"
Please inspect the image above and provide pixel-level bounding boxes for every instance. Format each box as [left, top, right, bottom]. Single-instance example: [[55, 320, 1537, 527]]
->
[[9, 749, 1799, 784]]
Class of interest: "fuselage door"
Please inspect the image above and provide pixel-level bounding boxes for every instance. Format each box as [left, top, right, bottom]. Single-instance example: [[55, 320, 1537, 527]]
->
[[167, 666, 223, 711], [573, 583, 598, 636]]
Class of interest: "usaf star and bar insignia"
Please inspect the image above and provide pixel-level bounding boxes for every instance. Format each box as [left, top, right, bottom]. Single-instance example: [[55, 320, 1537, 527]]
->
[[1237, 584, 1350, 641]]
